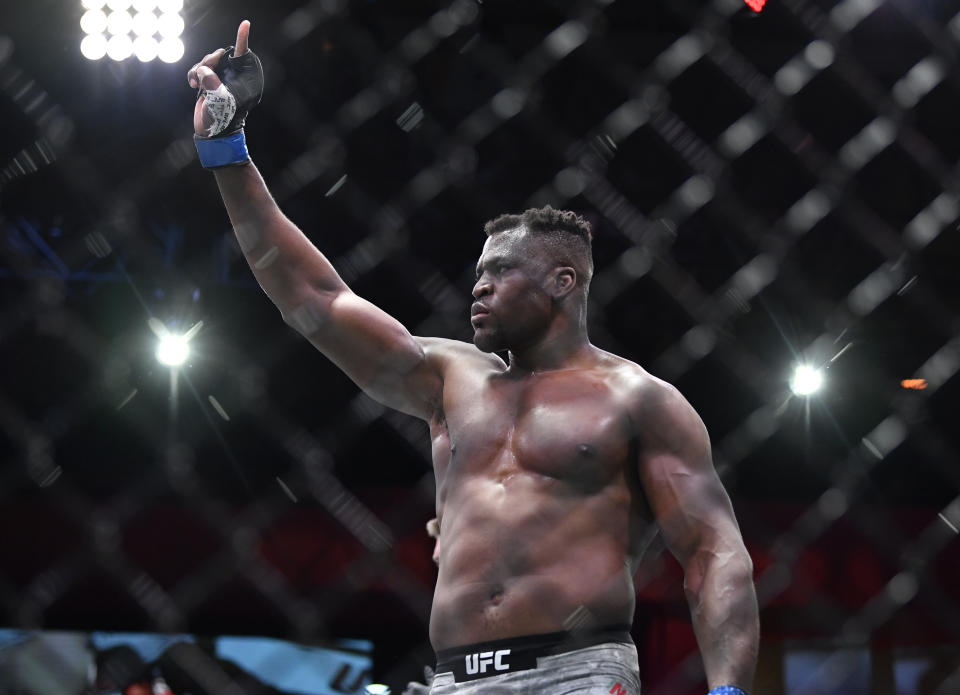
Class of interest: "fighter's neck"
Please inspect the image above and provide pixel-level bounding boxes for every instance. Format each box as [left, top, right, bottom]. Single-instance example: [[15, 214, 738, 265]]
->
[[506, 330, 594, 376]]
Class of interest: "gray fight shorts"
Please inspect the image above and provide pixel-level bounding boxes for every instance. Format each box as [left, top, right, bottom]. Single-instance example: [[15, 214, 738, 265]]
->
[[429, 627, 641, 695]]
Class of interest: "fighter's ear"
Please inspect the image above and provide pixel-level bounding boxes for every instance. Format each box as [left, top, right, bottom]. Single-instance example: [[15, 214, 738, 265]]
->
[[551, 266, 577, 298]]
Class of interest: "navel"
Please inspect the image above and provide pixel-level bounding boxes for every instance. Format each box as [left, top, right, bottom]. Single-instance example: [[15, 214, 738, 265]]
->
[[578, 443, 596, 457]]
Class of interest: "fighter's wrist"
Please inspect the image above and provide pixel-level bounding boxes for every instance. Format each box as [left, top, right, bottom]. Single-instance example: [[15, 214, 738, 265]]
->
[[194, 130, 250, 169], [708, 686, 748, 695]]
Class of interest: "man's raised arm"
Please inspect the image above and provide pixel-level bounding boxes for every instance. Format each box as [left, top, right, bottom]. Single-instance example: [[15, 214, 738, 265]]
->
[[634, 380, 759, 694], [189, 21, 442, 420]]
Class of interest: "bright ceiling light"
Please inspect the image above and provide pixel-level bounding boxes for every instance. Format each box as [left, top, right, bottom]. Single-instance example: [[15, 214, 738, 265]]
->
[[157, 12, 184, 38], [150, 318, 202, 367], [106, 34, 133, 60], [790, 364, 824, 396], [80, 0, 182, 62], [107, 10, 133, 35], [80, 33, 108, 60], [133, 35, 158, 61], [156, 334, 190, 366], [80, 9, 108, 34], [132, 11, 159, 37], [158, 37, 184, 63]]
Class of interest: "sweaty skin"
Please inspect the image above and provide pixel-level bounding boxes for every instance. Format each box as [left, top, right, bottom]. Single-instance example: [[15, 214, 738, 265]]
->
[[190, 20, 759, 692], [427, 346, 649, 646]]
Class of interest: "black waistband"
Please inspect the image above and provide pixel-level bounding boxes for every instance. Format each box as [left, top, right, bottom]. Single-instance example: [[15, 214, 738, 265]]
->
[[435, 625, 633, 683]]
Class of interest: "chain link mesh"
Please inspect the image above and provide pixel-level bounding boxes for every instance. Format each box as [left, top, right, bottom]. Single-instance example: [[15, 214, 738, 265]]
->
[[1, 0, 959, 692]]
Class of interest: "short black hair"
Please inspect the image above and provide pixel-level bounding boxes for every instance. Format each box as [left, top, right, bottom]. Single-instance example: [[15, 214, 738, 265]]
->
[[483, 205, 594, 286]]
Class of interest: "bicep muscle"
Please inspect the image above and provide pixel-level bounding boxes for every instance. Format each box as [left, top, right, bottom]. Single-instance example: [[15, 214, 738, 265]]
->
[[635, 383, 741, 566], [284, 289, 443, 419]]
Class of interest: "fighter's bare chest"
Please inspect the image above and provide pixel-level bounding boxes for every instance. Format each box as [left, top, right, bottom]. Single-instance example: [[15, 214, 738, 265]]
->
[[438, 372, 634, 486]]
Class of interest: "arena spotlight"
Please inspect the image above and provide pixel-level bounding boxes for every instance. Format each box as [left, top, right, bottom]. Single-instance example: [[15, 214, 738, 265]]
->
[[80, 33, 108, 60], [157, 37, 185, 63], [132, 10, 158, 37], [156, 334, 189, 367], [133, 35, 159, 62], [106, 34, 134, 61], [790, 364, 824, 396], [157, 11, 184, 38], [80, 0, 183, 62], [149, 317, 202, 368], [80, 9, 108, 34], [107, 10, 134, 36]]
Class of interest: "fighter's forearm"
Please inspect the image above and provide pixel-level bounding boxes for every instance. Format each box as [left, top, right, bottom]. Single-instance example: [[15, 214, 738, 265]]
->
[[685, 550, 759, 691], [212, 161, 348, 310]]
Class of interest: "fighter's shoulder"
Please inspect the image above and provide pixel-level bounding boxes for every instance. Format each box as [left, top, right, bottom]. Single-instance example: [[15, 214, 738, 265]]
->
[[593, 350, 659, 391], [415, 336, 506, 372], [598, 353, 699, 428]]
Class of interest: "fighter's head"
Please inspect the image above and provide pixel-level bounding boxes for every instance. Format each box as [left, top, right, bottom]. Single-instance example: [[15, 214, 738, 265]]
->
[[471, 206, 593, 353]]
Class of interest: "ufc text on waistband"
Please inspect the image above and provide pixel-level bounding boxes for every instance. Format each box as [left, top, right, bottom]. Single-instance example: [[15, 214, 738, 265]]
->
[[435, 626, 632, 683]]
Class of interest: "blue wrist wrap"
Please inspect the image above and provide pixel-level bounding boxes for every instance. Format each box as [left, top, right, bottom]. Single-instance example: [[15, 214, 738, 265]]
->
[[708, 687, 748, 695], [194, 131, 249, 168]]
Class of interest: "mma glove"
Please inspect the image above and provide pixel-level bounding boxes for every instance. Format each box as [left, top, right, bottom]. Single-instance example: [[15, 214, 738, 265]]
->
[[708, 687, 748, 695], [194, 45, 263, 169]]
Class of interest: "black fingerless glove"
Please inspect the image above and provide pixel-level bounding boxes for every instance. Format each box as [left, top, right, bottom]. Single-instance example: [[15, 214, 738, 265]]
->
[[194, 46, 264, 168]]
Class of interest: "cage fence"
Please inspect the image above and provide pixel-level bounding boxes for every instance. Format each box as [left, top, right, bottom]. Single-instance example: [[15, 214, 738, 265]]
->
[[1, 0, 959, 693]]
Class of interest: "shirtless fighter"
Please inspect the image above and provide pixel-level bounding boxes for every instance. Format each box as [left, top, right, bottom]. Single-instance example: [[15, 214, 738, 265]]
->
[[189, 21, 759, 695]]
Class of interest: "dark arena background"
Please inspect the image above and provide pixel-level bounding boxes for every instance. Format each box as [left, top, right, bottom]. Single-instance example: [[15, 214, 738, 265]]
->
[[2, 0, 960, 693]]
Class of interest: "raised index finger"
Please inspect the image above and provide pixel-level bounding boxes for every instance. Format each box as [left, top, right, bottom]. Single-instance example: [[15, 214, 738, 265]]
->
[[235, 20, 250, 56]]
